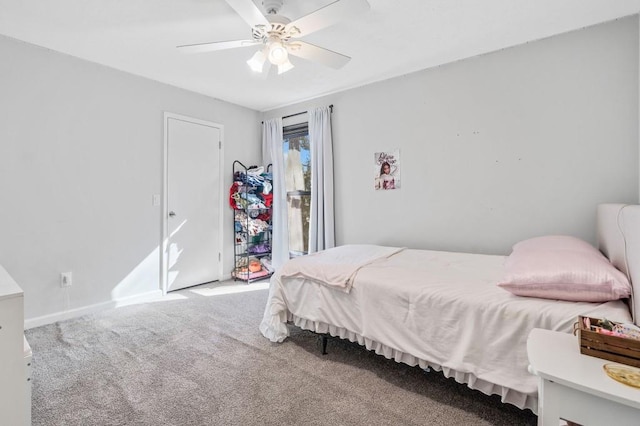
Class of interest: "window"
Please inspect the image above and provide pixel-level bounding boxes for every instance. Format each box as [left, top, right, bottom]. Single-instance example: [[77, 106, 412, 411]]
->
[[283, 122, 310, 257]]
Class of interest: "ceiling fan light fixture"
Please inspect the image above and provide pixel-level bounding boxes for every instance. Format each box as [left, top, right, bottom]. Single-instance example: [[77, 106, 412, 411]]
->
[[178, 0, 367, 76], [246, 49, 266, 73], [277, 59, 294, 75], [267, 41, 288, 65]]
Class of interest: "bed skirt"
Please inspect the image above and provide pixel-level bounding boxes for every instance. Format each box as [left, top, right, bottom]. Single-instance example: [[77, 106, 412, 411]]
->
[[287, 313, 538, 414]]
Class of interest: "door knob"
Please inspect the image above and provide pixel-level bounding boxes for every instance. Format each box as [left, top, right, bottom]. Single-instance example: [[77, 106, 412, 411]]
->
[[169, 211, 176, 217]]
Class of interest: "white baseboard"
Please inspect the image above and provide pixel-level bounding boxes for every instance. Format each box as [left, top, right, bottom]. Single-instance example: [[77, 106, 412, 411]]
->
[[24, 290, 164, 329]]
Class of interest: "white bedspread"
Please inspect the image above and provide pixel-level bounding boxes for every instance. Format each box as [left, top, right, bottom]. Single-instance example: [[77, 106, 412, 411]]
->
[[279, 244, 405, 292], [260, 247, 632, 413]]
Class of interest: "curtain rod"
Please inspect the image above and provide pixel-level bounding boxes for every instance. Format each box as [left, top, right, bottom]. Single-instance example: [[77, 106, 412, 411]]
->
[[282, 104, 333, 120], [262, 104, 333, 124]]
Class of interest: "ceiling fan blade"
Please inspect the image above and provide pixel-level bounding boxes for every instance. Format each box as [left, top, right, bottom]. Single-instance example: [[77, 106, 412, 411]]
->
[[225, 0, 269, 27], [177, 39, 260, 54], [285, 0, 369, 38], [287, 41, 350, 69]]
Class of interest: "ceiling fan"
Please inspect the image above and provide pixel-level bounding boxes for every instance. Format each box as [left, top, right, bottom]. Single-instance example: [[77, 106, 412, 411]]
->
[[177, 0, 370, 75]]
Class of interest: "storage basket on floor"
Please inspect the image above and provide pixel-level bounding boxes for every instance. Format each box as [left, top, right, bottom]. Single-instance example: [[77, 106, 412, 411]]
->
[[577, 315, 640, 368]]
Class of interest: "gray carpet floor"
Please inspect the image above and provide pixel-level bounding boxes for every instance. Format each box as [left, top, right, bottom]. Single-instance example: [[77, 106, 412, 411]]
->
[[25, 281, 537, 426]]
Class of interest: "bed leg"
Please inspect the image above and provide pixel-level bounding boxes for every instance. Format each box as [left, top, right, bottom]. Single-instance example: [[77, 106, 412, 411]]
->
[[321, 335, 328, 355]]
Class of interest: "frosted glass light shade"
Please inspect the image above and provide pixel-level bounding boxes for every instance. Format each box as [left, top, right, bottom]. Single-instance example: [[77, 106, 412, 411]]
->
[[268, 42, 288, 65], [247, 50, 266, 73], [277, 59, 294, 74]]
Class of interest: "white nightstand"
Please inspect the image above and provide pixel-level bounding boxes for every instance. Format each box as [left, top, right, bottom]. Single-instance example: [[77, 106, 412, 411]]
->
[[527, 328, 640, 426]]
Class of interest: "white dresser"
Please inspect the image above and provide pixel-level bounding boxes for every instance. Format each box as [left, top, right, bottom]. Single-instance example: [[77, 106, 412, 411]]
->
[[0, 265, 30, 426]]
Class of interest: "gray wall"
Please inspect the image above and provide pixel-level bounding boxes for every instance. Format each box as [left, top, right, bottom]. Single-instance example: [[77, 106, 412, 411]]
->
[[2, 16, 638, 323], [0, 36, 261, 322], [264, 17, 639, 255]]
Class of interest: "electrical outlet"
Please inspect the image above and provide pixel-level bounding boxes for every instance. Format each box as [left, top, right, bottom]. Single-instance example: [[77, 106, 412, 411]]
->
[[60, 272, 72, 288]]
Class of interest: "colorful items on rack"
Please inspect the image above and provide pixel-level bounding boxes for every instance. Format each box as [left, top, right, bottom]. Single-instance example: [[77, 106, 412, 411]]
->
[[231, 163, 274, 282], [229, 166, 273, 211], [234, 256, 271, 280], [234, 269, 271, 280], [234, 211, 270, 236], [247, 243, 270, 255], [248, 259, 262, 272]]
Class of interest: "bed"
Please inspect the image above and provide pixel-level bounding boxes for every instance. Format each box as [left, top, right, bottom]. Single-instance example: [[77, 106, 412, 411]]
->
[[259, 204, 640, 413]]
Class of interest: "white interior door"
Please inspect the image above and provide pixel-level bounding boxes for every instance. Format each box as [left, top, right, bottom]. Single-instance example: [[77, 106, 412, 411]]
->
[[166, 115, 221, 292]]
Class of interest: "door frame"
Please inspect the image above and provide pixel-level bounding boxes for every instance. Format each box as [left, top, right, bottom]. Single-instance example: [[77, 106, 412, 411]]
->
[[161, 112, 225, 295]]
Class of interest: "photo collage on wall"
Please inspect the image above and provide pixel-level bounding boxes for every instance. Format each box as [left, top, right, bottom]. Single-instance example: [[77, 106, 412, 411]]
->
[[374, 150, 400, 190]]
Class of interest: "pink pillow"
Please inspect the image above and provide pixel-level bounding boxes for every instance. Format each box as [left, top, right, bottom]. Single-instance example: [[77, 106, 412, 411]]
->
[[497, 235, 631, 302]]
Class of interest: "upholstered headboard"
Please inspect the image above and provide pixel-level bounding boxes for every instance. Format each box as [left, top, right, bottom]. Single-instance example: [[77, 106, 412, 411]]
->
[[597, 204, 640, 326]]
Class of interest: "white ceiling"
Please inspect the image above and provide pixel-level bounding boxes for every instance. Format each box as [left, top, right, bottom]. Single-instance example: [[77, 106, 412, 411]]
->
[[1, 0, 639, 111]]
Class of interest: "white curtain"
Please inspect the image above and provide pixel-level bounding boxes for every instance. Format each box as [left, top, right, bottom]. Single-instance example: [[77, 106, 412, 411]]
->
[[308, 106, 335, 253], [262, 118, 289, 270]]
